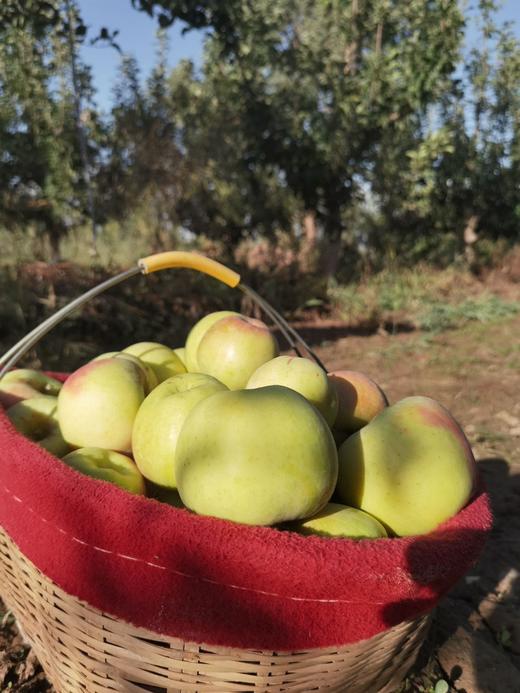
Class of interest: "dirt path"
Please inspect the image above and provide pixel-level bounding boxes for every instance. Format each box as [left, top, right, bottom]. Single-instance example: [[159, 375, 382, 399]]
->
[[1, 314, 519, 692], [313, 313, 520, 692]]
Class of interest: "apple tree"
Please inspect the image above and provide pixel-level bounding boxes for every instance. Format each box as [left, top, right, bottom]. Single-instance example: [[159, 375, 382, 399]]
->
[[132, 0, 464, 277], [368, 0, 520, 266]]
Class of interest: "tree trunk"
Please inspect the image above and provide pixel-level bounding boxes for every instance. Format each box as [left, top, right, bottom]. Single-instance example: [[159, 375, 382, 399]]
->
[[375, 21, 383, 55], [46, 229, 62, 263], [321, 233, 343, 281], [463, 214, 479, 265], [369, 21, 383, 101], [321, 207, 343, 282], [344, 0, 360, 76], [299, 210, 319, 272], [65, 0, 98, 257]]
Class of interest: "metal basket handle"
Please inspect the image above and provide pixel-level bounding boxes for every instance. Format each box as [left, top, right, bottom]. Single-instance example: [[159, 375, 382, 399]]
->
[[0, 251, 325, 378]]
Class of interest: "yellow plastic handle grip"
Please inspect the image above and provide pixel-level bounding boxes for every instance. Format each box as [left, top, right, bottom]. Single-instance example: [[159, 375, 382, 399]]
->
[[138, 251, 241, 288]]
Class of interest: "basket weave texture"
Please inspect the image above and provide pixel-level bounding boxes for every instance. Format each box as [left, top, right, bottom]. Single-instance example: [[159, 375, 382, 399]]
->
[[0, 526, 430, 693]]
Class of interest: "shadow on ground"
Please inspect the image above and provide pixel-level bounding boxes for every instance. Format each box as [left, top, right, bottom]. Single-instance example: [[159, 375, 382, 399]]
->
[[275, 320, 416, 350], [402, 457, 520, 692]]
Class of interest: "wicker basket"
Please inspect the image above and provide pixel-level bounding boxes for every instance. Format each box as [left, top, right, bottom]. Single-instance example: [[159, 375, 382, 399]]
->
[[0, 252, 490, 692], [0, 526, 430, 692]]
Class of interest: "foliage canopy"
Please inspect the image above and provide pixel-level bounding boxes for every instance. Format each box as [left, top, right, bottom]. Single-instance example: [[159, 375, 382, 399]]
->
[[1, 0, 519, 276]]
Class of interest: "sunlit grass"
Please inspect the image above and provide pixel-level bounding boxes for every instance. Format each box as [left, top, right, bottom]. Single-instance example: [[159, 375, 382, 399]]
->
[[330, 265, 519, 332], [418, 295, 519, 332]]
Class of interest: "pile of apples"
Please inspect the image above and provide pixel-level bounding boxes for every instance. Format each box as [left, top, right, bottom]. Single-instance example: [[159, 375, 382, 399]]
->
[[0, 311, 477, 539]]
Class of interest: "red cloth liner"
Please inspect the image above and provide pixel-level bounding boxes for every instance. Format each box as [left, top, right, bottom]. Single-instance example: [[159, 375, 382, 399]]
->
[[0, 376, 492, 651]]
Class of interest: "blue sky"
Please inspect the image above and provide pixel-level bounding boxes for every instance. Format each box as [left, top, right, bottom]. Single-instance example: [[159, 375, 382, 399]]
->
[[78, 0, 204, 112], [78, 0, 520, 113]]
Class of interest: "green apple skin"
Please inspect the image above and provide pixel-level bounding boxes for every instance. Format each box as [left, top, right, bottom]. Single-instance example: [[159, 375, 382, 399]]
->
[[123, 342, 186, 383], [62, 447, 146, 495], [92, 351, 157, 394], [1, 381, 43, 409], [132, 373, 228, 488], [7, 395, 70, 457], [246, 355, 338, 427], [329, 370, 388, 433], [175, 385, 338, 526], [337, 396, 477, 537], [57, 358, 146, 453], [92, 351, 117, 359], [0, 369, 62, 409], [173, 347, 186, 369], [184, 310, 239, 373], [196, 315, 279, 390], [291, 502, 387, 539]]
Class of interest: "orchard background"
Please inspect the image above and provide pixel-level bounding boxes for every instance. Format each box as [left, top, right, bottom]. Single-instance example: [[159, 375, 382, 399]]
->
[[0, 1, 519, 691]]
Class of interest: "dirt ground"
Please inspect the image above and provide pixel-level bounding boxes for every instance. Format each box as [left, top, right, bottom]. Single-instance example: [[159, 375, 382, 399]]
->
[[315, 313, 520, 692], [1, 312, 520, 692]]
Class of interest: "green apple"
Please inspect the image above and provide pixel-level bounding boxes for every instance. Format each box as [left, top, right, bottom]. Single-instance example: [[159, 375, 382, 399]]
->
[[92, 352, 157, 394], [196, 315, 279, 390], [290, 503, 387, 539], [329, 370, 388, 434], [337, 396, 477, 536], [173, 347, 186, 369], [62, 447, 146, 495], [175, 385, 338, 526], [132, 373, 228, 488], [184, 310, 239, 372], [92, 351, 118, 360], [123, 342, 186, 383], [0, 369, 62, 409], [57, 358, 146, 453], [246, 355, 338, 427], [1, 380, 46, 409], [7, 395, 70, 457]]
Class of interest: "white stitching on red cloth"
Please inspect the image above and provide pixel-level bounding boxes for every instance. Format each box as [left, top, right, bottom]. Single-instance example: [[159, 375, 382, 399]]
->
[[1, 483, 394, 605]]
